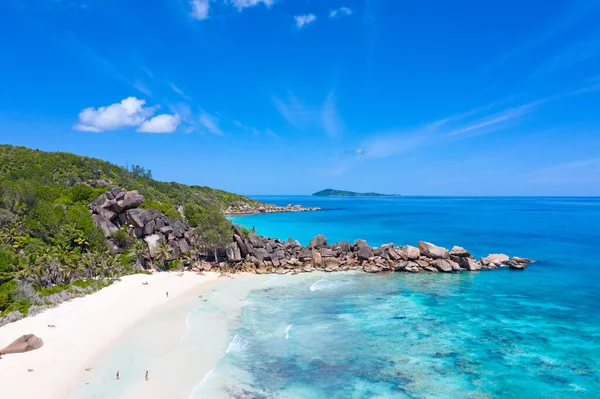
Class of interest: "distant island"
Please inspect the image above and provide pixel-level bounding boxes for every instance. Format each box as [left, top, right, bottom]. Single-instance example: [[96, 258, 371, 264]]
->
[[312, 189, 400, 197]]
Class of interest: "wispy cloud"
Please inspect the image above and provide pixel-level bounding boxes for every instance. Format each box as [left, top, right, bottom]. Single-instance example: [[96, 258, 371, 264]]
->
[[345, 148, 365, 156], [527, 158, 600, 184], [199, 110, 223, 135], [190, 0, 209, 20], [321, 92, 342, 138], [273, 92, 344, 137], [133, 81, 152, 97], [484, 2, 600, 73], [168, 82, 192, 100], [272, 93, 315, 127], [348, 84, 600, 158], [229, 0, 274, 12], [330, 7, 352, 18], [294, 14, 316, 29], [533, 38, 600, 78]]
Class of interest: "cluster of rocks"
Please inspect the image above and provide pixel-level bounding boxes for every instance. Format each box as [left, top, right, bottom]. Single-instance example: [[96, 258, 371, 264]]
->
[[220, 229, 533, 274], [90, 187, 532, 274], [90, 188, 193, 260], [222, 202, 321, 215]]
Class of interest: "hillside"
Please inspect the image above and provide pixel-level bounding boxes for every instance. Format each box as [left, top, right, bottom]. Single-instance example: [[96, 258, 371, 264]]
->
[[0, 144, 262, 324], [312, 189, 398, 197], [0, 145, 263, 212]]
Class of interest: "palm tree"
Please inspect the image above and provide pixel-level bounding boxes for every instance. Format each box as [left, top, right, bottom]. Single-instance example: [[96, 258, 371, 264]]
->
[[129, 241, 150, 270], [155, 241, 173, 270]]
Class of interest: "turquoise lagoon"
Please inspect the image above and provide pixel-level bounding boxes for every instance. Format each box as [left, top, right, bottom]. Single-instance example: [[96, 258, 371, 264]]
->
[[218, 197, 600, 398], [75, 197, 600, 398]]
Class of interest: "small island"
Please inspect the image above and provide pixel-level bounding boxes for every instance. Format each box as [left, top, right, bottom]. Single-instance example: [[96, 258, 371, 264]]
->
[[312, 188, 400, 197]]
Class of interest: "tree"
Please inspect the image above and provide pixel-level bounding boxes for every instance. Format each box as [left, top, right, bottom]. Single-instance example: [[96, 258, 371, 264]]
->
[[129, 241, 150, 270], [155, 241, 172, 270], [185, 205, 232, 263]]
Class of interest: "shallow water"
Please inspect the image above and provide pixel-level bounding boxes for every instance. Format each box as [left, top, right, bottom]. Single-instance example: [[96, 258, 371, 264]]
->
[[71, 197, 600, 398], [209, 197, 600, 397]]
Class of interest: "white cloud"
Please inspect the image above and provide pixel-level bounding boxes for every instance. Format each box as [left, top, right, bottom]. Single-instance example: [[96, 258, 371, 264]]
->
[[229, 0, 274, 11], [329, 7, 352, 18], [199, 111, 223, 135], [74, 97, 180, 133], [191, 0, 209, 20], [138, 114, 181, 133], [74, 97, 157, 132], [294, 14, 316, 29]]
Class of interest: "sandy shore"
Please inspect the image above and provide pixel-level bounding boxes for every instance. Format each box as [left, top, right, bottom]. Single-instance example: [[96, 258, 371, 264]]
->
[[0, 271, 225, 399]]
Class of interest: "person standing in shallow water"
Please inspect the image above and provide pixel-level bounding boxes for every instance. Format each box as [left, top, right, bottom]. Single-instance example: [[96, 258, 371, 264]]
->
[[116, 371, 119, 380], [145, 370, 149, 381], [166, 291, 168, 298]]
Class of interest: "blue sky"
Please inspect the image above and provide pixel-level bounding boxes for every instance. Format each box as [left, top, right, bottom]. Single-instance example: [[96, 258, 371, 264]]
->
[[0, 0, 599, 195]]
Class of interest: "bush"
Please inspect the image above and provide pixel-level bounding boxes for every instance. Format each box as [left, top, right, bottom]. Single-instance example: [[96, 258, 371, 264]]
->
[[0, 245, 17, 273]]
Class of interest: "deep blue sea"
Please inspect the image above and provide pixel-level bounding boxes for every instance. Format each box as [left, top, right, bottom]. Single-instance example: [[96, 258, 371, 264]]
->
[[214, 197, 600, 398]]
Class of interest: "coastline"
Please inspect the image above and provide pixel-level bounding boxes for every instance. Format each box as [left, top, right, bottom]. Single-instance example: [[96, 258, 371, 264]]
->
[[0, 271, 229, 399]]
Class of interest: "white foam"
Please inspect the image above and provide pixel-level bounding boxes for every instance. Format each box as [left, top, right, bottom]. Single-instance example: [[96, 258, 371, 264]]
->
[[310, 279, 347, 292], [179, 309, 194, 343], [285, 324, 292, 340], [309, 279, 324, 292], [225, 334, 247, 354], [188, 367, 216, 398]]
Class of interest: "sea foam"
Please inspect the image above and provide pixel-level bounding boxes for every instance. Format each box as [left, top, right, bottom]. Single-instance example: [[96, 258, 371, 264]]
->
[[285, 324, 292, 340], [225, 334, 247, 354]]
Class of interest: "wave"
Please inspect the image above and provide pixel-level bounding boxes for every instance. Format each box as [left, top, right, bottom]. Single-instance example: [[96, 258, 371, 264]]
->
[[179, 309, 194, 343], [188, 367, 215, 398], [310, 278, 348, 292], [285, 324, 292, 340], [225, 334, 248, 354]]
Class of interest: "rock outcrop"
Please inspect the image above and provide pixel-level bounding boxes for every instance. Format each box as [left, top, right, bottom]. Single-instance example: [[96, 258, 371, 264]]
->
[[90, 188, 193, 262], [222, 202, 322, 215], [222, 230, 533, 275], [90, 187, 533, 275]]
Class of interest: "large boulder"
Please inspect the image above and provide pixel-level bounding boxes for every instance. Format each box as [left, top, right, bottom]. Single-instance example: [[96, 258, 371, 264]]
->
[[431, 259, 453, 272], [144, 234, 164, 258], [254, 247, 270, 261], [458, 257, 481, 271], [403, 245, 420, 260], [311, 249, 324, 267], [309, 234, 327, 248], [248, 234, 264, 249], [449, 246, 471, 258], [143, 219, 156, 236], [92, 214, 119, 237], [284, 238, 301, 249], [112, 190, 144, 213], [480, 254, 509, 267], [233, 235, 249, 257], [418, 241, 449, 259], [357, 244, 374, 261], [125, 209, 145, 228], [226, 242, 242, 262]]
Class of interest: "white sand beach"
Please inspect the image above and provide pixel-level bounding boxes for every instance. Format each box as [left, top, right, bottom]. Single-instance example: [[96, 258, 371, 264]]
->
[[0, 271, 229, 399]]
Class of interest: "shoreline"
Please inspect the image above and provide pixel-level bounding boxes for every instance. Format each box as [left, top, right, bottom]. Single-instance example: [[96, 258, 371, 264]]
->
[[0, 271, 227, 399]]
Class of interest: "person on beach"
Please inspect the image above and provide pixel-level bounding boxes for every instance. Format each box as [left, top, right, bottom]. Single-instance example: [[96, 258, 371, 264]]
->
[[145, 370, 149, 381], [166, 291, 169, 298], [116, 371, 119, 380]]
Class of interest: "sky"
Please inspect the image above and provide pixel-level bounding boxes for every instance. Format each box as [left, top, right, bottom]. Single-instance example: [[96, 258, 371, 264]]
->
[[0, 0, 599, 196]]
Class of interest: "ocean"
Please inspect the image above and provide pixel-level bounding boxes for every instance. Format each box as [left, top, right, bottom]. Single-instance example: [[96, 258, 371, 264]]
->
[[73, 196, 600, 398]]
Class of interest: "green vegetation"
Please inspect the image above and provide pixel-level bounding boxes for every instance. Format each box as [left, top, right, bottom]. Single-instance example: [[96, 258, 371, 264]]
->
[[312, 188, 399, 197], [0, 144, 264, 321]]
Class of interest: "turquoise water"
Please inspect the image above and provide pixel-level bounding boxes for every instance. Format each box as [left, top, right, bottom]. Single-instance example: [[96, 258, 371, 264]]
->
[[201, 197, 600, 397]]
